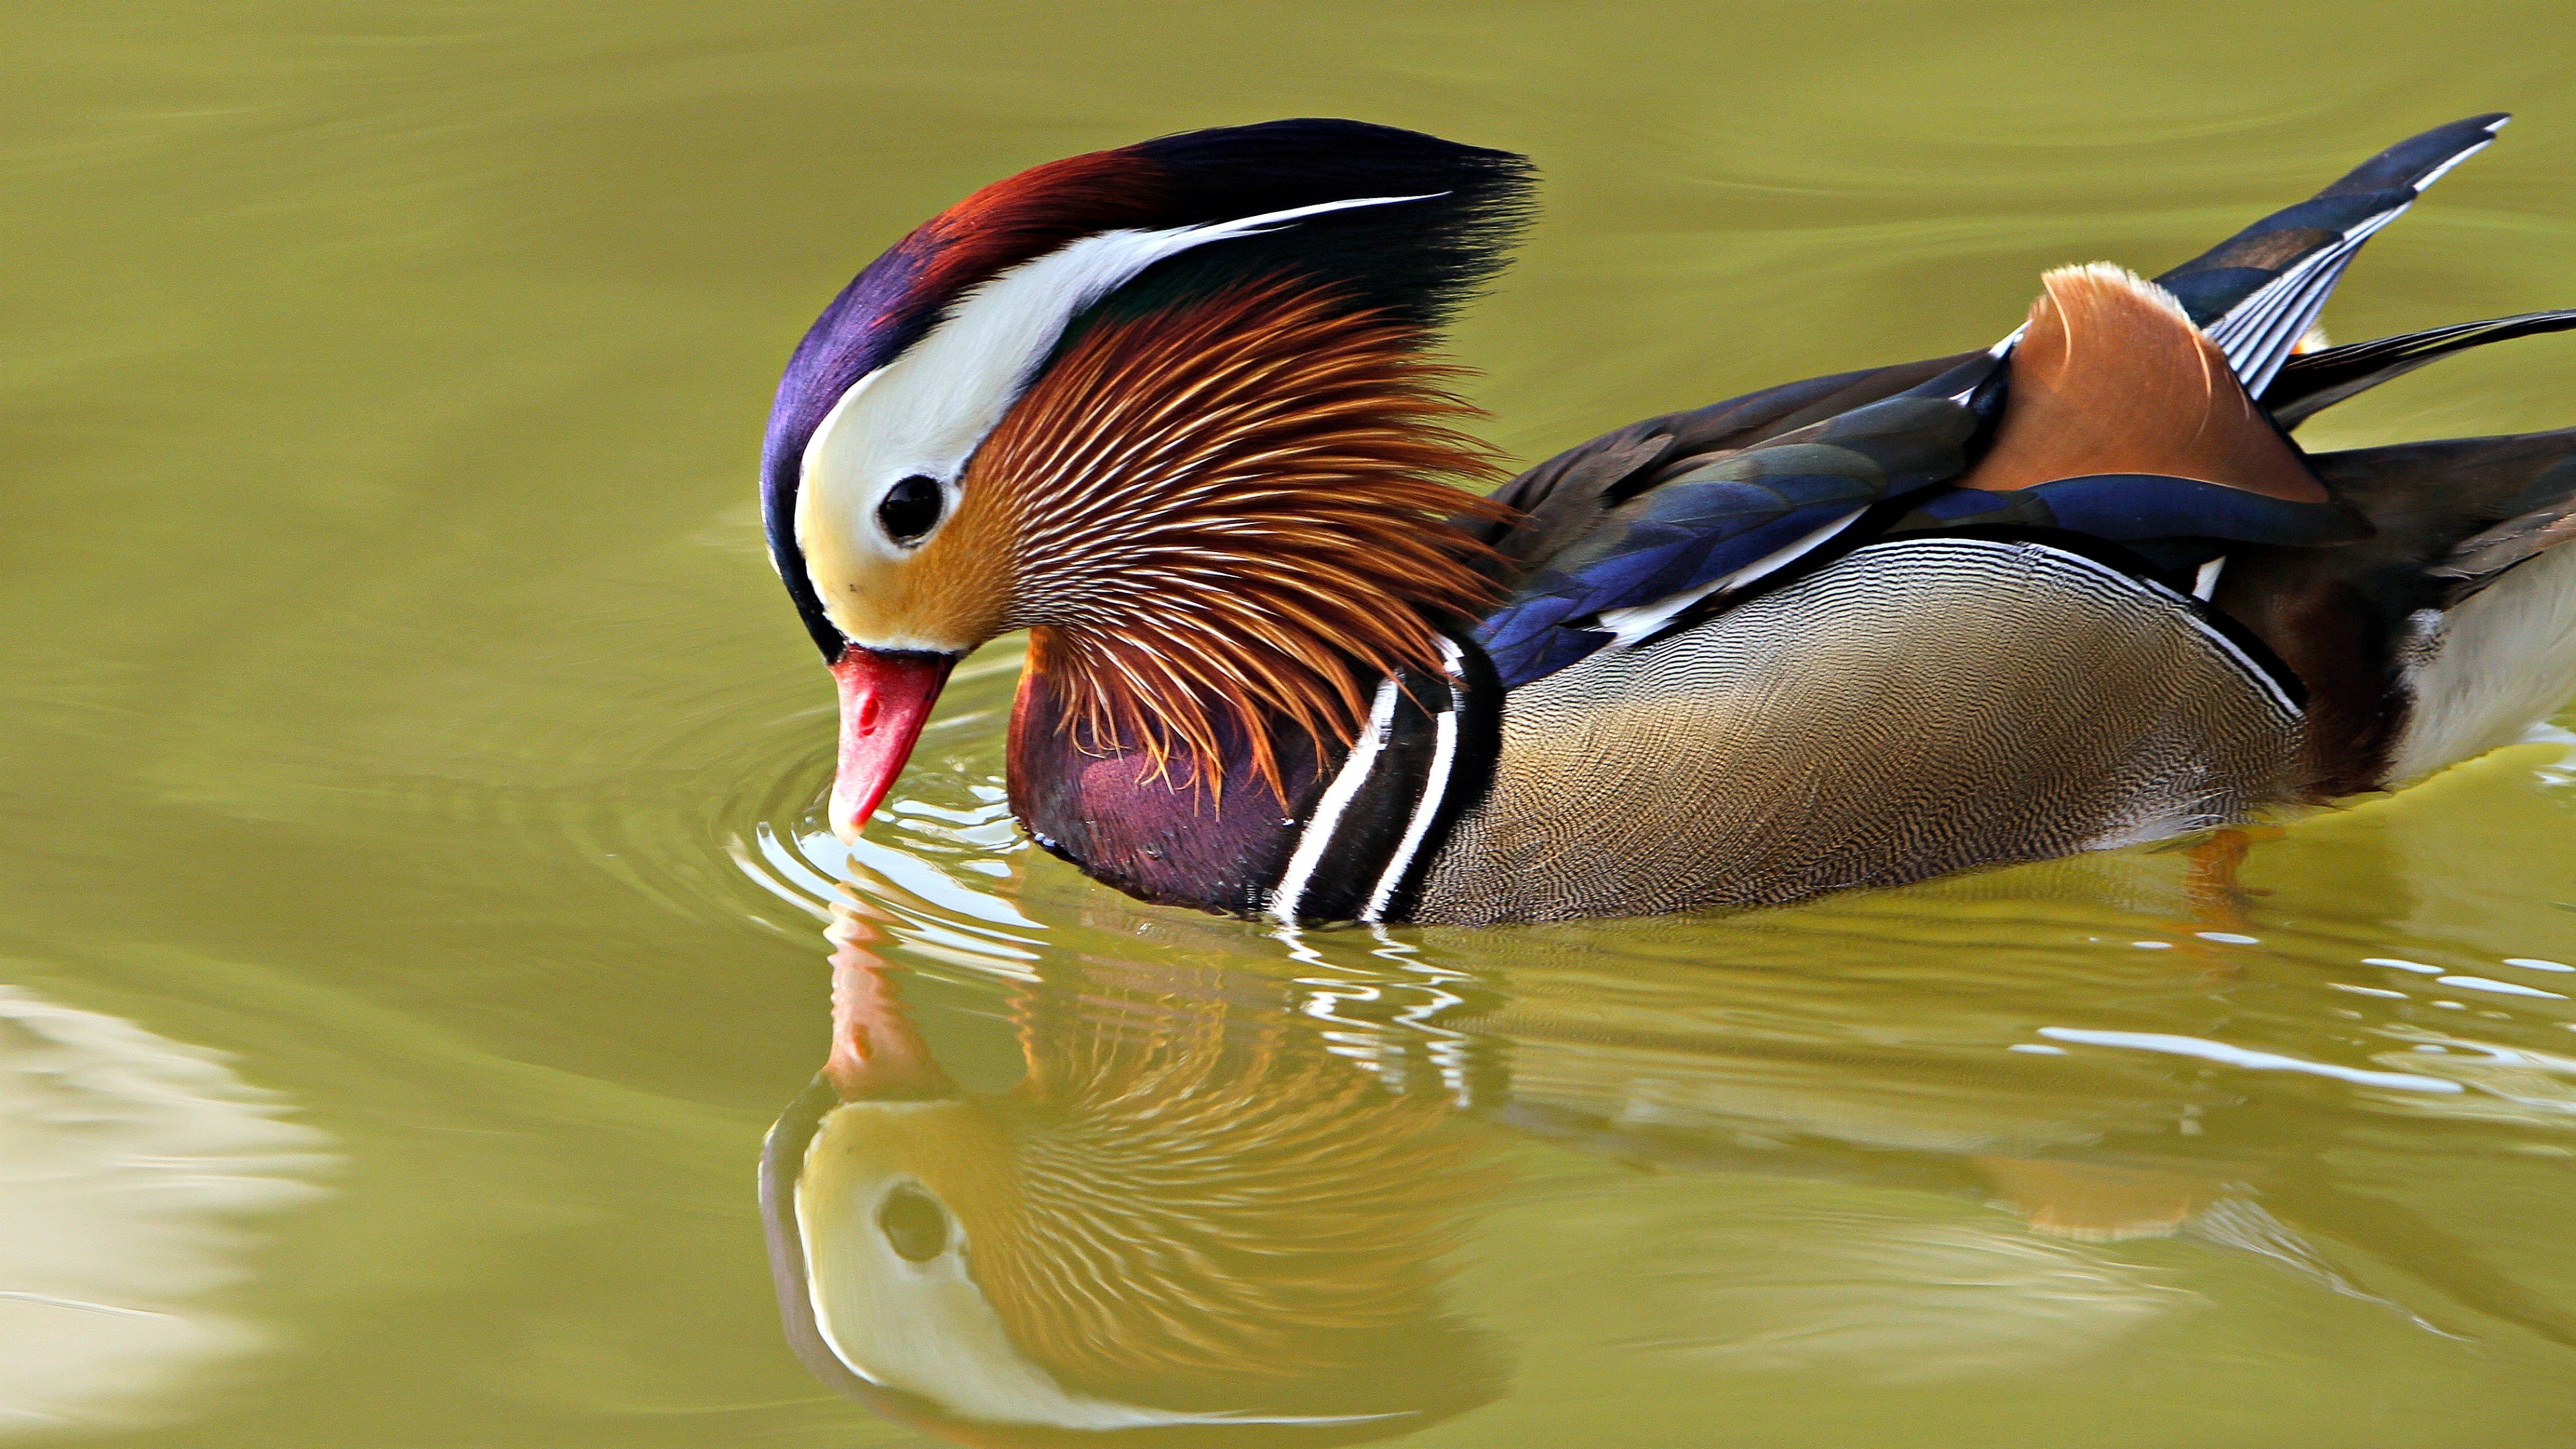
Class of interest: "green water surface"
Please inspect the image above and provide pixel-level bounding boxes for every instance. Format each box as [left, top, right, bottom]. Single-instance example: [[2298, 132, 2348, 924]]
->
[[7, 3, 2576, 1444]]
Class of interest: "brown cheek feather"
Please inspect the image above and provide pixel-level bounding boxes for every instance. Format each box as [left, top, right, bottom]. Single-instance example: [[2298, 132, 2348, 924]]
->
[[963, 281, 1509, 806]]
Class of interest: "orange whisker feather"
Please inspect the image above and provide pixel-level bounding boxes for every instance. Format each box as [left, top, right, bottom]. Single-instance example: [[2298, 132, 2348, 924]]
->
[[970, 280, 1508, 802]]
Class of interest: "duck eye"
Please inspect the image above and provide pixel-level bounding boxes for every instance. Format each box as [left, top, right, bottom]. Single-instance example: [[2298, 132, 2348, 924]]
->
[[877, 474, 944, 545], [877, 1184, 950, 1263]]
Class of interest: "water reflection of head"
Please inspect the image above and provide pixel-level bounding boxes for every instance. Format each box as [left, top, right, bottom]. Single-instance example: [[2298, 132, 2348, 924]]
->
[[761, 906, 1505, 1447]]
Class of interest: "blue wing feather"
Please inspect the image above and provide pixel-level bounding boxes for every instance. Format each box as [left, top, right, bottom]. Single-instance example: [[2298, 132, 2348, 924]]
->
[[1475, 366, 1996, 686], [1904, 474, 2369, 546], [1469, 118, 2506, 692], [2155, 114, 2507, 394]]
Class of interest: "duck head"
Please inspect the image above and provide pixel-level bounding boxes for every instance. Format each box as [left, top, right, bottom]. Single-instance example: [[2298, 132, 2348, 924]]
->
[[759, 121, 1532, 839]]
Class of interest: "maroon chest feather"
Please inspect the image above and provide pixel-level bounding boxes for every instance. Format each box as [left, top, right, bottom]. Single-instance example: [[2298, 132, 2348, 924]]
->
[[1006, 662, 1323, 917]]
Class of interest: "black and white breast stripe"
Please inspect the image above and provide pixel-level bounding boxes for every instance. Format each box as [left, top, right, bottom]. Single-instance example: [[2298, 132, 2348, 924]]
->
[[1265, 638, 1501, 924]]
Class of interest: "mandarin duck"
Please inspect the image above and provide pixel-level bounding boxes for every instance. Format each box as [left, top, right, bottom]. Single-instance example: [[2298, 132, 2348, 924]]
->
[[761, 115, 2576, 925], [761, 920, 1502, 1443]]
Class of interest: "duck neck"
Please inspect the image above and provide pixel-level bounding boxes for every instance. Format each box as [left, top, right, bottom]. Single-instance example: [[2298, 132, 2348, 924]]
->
[[1005, 626, 1501, 922]]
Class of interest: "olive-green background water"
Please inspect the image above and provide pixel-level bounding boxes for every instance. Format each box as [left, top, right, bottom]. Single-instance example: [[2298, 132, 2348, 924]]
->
[[7, 2, 2576, 1444]]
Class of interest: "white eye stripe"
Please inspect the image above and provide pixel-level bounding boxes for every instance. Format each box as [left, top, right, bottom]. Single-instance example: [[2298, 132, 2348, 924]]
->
[[798, 192, 1444, 566]]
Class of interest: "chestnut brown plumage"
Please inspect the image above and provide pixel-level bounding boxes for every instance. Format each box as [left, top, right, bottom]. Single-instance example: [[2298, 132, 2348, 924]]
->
[[965, 280, 1510, 802], [1964, 264, 2329, 501]]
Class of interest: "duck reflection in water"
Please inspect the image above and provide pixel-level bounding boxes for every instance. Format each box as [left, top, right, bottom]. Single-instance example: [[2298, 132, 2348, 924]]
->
[[765, 834, 2576, 1437], [761, 903, 1509, 1446]]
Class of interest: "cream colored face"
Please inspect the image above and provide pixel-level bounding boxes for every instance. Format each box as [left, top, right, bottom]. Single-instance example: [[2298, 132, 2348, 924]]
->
[[795, 369, 1014, 655], [790, 228, 1179, 657]]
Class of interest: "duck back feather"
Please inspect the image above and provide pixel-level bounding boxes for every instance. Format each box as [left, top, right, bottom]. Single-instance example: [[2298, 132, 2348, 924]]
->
[[1421, 114, 2576, 920]]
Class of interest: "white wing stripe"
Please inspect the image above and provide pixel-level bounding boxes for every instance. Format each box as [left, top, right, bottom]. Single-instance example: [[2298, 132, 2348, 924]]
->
[[1992, 121, 2503, 389], [2412, 120, 2505, 193], [2206, 205, 2405, 396], [1593, 508, 1867, 649]]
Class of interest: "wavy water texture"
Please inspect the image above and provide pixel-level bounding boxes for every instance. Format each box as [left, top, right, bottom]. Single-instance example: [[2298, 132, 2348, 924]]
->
[[7, 3, 2576, 1446]]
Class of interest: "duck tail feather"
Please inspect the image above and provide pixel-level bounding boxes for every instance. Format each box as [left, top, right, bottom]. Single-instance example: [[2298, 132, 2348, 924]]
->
[[2153, 114, 2510, 398], [2268, 309, 2576, 429], [2424, 451, 2576, 595]]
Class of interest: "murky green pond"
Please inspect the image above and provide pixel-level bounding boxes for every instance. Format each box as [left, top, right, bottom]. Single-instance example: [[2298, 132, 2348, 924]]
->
[[9, 3, 2576, 1444]]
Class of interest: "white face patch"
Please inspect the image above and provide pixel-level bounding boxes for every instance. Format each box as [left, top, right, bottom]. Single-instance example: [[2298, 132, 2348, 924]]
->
[[793, 192, 1441, 648]]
